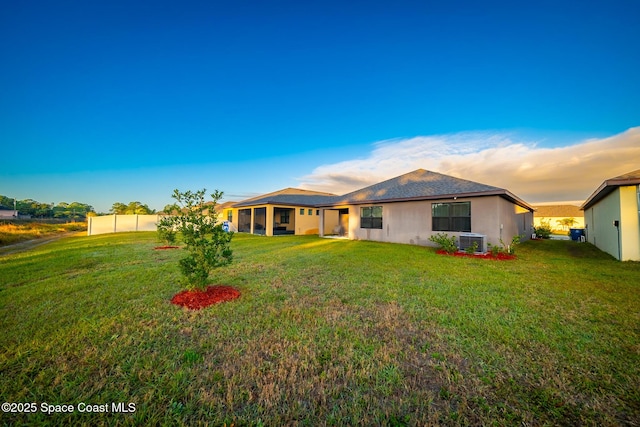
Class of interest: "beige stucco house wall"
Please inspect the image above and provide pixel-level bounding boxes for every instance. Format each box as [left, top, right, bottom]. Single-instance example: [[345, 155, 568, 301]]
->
[[581, 170, 640, 261], [319, 195, 532, 250]]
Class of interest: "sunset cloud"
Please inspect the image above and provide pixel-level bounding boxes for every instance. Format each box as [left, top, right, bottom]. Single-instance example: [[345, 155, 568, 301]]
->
[[298, 127, 640, 204]]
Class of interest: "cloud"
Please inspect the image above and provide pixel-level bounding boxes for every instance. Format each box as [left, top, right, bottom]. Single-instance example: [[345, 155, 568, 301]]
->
[[298, 127, 640, 203]]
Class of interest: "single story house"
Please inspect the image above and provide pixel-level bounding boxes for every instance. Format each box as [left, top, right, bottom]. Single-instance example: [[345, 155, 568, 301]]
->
[[316, 169, 534, 251], [229, 169, 535, 252], [581, 169, 640, 261], [227, 188, 338, 236], [533, 205, 584, 231]]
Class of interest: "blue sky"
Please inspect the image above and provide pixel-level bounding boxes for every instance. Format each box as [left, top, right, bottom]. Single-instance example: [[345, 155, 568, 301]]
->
[[1, 0, 639, 212]]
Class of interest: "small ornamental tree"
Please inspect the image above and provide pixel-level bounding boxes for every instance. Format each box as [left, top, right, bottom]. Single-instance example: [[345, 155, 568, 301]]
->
[[158, 189, 233, 290]]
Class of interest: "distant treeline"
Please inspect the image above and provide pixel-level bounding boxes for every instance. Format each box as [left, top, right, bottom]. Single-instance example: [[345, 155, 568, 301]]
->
[[0, 195, 94, 219]]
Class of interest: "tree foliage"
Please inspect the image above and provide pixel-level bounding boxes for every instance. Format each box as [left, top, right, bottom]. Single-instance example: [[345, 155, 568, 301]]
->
[[157, 189, 233, 290], [110, 201, 156, 215], [556, 217, 577, 231], [0, 195, 94, 219]]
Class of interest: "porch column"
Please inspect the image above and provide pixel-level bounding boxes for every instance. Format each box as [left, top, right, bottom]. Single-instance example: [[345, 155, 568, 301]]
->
[[266, 207, 274, 236]]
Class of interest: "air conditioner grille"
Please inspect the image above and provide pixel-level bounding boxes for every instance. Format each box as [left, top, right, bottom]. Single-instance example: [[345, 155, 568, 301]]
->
[[459, 234, 486, 253]]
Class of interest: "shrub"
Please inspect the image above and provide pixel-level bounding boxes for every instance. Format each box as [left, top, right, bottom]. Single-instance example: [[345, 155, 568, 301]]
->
[[488, 243, 501, 257], [157, 189, 233, 290], [429, 233, 458, 254], [489, 235, 523, 256], [157, 217, 176, 245], [504, 234, 521, 255], [464, 241, 479, 254], [534, 219, 552, 239]]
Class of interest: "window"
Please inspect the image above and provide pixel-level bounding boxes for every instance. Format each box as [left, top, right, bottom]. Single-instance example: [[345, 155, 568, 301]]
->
[[308, 209, 313, 215], [316, 209, 320, 216], [227, 210, 233, 222], [432, 202, 471, 232], [361, 206, 382, 229], [300, 208, 304, 215], [280, 211, 290, 224]]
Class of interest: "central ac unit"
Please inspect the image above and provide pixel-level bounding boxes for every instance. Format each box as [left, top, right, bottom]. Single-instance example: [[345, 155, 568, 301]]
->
[[459, 233, 486, 253]]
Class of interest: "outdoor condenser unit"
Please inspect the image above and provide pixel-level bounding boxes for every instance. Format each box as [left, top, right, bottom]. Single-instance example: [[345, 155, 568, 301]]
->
[[459, 233, 486, 253]]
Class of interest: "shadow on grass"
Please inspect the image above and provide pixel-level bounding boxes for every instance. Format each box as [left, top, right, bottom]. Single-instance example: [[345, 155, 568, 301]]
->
[[523, 239, 615, 261]]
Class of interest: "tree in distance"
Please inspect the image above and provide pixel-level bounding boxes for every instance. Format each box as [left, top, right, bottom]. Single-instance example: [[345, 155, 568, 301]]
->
[[110, 202, 156, 215]]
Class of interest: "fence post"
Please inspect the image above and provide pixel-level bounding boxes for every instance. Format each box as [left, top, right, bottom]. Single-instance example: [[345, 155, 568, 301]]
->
[[87, 216, 92, 236], [113, 215, 117, 233]]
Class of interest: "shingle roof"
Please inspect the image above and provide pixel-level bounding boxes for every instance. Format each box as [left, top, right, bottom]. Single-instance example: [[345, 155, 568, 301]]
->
[[581, 168, 640, 210], [233, 188, 336, 208], [232, 170, 534, 211], [533, 205, 583, 218], [320, 169, 533, 210]]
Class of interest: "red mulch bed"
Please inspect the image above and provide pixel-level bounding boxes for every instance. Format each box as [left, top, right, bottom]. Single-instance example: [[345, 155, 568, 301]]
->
[[171, 285, 241, 310], [436, 249, 516, 260], [154, 246, 180, 250]]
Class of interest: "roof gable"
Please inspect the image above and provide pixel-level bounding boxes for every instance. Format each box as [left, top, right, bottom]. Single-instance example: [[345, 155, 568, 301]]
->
[[323, 169, 532, 210], [233, 188, 337, 208], [232, 170, 534, 211], [581, 168, 640, 210], [331, 169, 502, 204], [533, 205, 583, 218]]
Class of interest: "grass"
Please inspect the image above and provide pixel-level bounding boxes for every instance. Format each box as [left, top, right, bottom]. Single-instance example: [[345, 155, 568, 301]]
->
[[0, 221, 87, 245], [1, 232, 639, 426]]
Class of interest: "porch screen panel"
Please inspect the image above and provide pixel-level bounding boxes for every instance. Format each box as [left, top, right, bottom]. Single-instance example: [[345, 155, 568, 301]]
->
[[238, 209, 251, 233], [253, 207, 266, 235]]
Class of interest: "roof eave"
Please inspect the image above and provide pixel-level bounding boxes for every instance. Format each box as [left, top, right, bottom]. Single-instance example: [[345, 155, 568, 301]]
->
[[318, 189, 535, 211], [232, 199, 324, 208], [581, 178, 640, 210]]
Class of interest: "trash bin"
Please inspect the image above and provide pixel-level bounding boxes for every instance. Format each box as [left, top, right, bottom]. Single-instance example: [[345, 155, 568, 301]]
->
[[570, 228, 585, 241]]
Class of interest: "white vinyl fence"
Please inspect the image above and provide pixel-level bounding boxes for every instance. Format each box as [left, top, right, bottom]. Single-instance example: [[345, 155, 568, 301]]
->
[[87, 214, 167, 236]]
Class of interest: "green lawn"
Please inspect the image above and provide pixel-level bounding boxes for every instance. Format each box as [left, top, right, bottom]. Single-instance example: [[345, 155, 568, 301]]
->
[[1, 233, 638, 426]]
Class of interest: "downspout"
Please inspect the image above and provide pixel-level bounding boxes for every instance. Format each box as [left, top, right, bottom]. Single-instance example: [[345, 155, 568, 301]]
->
[[614, 220, 621, 260]]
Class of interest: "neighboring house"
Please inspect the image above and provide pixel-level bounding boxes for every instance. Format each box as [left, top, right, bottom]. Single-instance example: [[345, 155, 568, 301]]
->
[[0, 209, 18, 219], [316, 169, 534, 251], [533, 205, 584, 231], [581, 169, 640, 261], [229, 188, 337, 236], [215, 201, 238, 231]]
